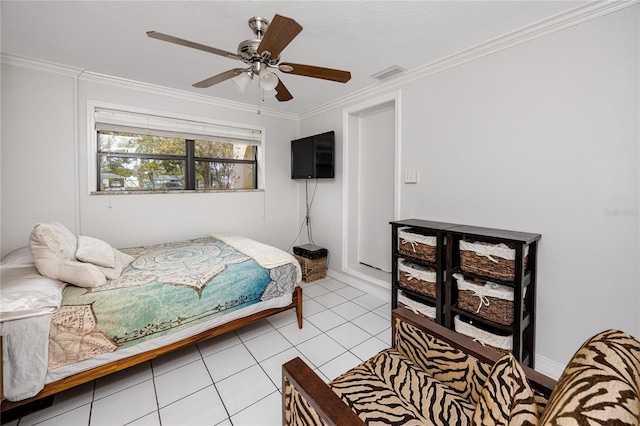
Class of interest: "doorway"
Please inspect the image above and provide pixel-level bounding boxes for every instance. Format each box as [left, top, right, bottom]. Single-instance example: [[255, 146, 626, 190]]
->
[[343, 93, 400, 288]]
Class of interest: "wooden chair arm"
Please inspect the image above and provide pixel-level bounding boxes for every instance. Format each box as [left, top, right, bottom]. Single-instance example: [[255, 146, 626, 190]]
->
[[282, 357, 365, 426], [392, 307, 556, 398]]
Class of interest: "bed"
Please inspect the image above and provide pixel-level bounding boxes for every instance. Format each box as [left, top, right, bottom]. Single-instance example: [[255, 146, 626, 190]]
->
[[0, 223, 303, 414]]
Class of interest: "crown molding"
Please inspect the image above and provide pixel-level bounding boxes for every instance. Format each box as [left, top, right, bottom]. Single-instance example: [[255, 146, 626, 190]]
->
[[1, 53, 84, 77], [299, 0, 639, 120], [1, 53, 298, 121]]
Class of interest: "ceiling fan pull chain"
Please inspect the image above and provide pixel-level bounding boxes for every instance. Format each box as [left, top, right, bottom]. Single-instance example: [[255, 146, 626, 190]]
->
[[257, 84, 262, 115]]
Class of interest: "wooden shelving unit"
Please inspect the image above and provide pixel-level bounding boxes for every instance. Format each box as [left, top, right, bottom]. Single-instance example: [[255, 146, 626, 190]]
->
[[390, 219, 540, 367]]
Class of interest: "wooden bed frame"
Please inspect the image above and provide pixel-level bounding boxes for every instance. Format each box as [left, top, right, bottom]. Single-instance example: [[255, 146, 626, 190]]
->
[[1, 285, 303, 417], [282, 307, 556, 426]]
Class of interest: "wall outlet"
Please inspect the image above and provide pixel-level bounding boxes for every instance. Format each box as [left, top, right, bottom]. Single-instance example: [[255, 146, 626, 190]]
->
[[404, 169, 419, 184]]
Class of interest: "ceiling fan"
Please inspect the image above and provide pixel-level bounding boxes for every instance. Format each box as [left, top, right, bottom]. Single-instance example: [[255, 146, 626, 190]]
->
[[147, 14, 351, 102]]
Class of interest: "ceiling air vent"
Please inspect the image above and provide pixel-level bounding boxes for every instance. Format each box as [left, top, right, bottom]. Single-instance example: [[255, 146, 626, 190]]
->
[[371, 65, 405, 81]]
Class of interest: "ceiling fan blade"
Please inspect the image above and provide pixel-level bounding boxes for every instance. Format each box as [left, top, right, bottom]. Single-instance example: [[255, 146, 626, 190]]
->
[[275, 79, 293, 102], [193, 68, 246, 88], [257, 15, 302, 61], [147, 31, 242, 61], [279, 62, 351, 83]]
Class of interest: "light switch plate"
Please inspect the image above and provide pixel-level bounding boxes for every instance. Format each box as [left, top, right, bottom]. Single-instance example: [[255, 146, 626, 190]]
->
[[404, 169, 419, 184]]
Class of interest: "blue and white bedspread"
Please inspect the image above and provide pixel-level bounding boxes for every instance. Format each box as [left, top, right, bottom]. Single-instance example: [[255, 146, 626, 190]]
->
[[48, 236, 300, 371]]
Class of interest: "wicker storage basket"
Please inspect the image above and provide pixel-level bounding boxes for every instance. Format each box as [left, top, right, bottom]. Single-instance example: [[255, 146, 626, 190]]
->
[[454, 315, 512, 356], [398, 292, 436, 321], [459, 240, 529, 282], [398, 260, 437, 299], [454, 273, 517, 326], [293, 254, 326, 283], [398, 229, 437, 263]]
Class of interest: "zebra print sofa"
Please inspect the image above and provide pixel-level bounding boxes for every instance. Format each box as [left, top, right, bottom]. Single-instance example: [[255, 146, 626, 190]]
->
[[283, 308, 640, 425]]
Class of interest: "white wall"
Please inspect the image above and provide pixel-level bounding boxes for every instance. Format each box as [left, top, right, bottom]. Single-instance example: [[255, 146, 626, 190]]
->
[[1, 61, 301, 255], [1, 64, 78, 253], [300, 5, 640, 371]]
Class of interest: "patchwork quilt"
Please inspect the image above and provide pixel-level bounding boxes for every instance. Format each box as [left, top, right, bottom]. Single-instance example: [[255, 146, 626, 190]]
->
[[48, 237, 298, 370]]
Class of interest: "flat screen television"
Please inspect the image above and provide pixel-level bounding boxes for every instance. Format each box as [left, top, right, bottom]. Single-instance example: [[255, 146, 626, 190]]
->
[[291, 131, 335, 179]]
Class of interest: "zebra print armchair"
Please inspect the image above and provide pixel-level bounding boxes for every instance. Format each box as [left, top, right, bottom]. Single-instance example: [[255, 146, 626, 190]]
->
[[283, 308, 640, 425]]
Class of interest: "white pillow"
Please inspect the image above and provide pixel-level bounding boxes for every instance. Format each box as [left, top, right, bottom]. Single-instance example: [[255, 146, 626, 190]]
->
[[94, 248, 136, 280], [29, 223, 107, 288], [0, 265, 66, 321], [1, 247, 34, 268], [76, 236, 116, 268], [55, 259, 107, 288], [30, 222, 77, 260]]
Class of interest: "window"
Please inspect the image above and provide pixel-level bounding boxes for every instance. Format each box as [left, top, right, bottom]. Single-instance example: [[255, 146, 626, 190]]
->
[[93, 107, 262, 192]]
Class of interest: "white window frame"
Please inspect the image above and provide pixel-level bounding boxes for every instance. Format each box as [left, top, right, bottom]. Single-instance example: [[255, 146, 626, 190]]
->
[[86, 100, 266, 194]]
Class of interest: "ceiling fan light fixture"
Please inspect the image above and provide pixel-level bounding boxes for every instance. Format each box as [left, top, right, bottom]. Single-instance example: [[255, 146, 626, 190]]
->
[[148, 14, 351, 102], [259, 69, 279, 91], [232, 71, 253, 91]]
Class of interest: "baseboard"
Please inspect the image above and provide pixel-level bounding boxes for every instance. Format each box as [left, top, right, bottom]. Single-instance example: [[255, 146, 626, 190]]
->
[[534, 354, 565, 380]]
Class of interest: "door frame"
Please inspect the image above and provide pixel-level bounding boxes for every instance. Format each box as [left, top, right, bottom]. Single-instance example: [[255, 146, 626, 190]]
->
[[341, 91, 401, 289]]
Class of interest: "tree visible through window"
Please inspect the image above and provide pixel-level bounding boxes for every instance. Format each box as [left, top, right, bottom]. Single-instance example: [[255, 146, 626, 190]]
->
[[194, 140, 256, 190], [97, 131, 257, 191]]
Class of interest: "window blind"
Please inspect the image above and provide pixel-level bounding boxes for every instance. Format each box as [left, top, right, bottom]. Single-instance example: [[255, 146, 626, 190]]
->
[[95, 108, 261, 145]]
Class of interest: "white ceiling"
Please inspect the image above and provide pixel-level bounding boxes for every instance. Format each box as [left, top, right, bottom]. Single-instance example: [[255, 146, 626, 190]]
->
[[1, 1, 589, 114]]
